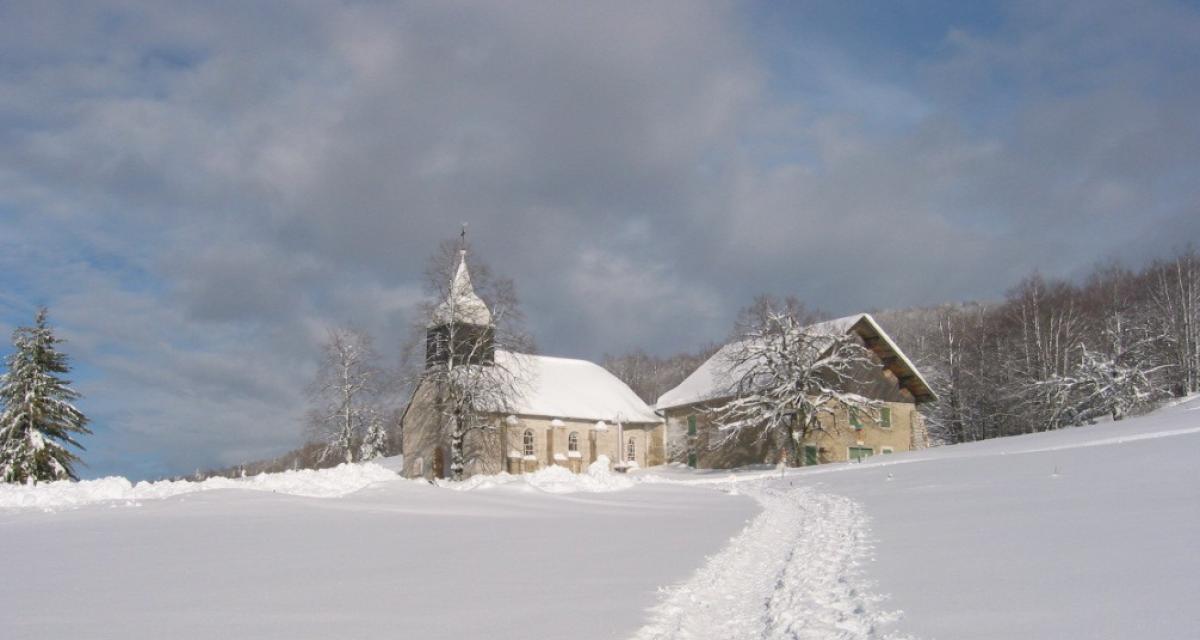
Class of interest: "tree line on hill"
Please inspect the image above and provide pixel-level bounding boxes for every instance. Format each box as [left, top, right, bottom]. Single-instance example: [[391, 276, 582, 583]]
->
[[875, 248, 1198, 443]]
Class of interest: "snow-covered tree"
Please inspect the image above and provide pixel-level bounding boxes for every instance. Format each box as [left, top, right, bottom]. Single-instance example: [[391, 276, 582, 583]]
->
[[708, 301, 880, 466], [0, 308, 91, 483], [307, 327, 382, 464], [358, 415, 388, 461], [1041, 346, 1167, 425]]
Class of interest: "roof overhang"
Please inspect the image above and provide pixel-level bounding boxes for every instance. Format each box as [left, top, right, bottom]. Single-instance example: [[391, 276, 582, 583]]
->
[[848, 314, 938, 404]]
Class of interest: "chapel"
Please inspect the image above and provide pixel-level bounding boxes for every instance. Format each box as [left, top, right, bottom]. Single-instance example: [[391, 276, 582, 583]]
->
[[400, 251, 663, 480]]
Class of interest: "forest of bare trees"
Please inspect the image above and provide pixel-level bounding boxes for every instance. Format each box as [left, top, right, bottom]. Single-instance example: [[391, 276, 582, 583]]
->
[[873, 248, 1199, 443]]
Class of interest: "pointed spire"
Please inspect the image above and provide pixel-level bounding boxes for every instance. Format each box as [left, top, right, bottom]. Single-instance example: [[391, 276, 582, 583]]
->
[[429, 248, 492, 328]]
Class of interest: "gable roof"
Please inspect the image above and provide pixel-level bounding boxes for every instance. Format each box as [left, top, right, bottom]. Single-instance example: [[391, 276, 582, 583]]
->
[[655, 313, 937, 410], [496, 351, 660, 423]]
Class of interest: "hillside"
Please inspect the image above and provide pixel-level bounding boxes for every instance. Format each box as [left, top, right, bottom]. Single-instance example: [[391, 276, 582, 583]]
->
[[1, 399, 1197, 638]]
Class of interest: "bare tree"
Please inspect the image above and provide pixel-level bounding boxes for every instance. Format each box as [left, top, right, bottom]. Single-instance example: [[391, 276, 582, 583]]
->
[[707, 302, 879, 466], [1148, 247, 1200, 396], [602, 344, 719, 404], [308, 327, 382, 464]]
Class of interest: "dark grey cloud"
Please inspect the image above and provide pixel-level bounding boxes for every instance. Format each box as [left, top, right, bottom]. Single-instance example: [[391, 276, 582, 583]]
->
[[0, 0, 1196, 478]]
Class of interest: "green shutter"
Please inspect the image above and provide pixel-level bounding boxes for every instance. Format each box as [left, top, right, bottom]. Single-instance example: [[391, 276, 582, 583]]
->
[[804, 445, 819, 466], [687, 415, 697, 435], [849, 409, 862, 430], [880, 407, 891, 429], [687, 453, 697, 468]]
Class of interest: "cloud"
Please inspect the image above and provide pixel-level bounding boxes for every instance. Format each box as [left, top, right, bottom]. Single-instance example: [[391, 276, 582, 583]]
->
[[0, 0, 1196, 478]]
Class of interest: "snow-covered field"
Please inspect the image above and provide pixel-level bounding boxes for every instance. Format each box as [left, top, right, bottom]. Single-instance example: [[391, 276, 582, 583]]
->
[[1, 397, 1197, 639], [0, 458, 758, 639]]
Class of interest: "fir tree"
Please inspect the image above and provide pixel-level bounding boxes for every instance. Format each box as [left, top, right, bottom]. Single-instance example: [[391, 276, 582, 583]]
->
[[0, 308, 91, 483], [359, 416, 388, 461]]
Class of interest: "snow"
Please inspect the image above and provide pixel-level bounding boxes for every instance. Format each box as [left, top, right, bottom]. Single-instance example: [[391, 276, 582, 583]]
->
[[0, 458, 756, 640], [1, 397, 1196, 639], [635, 394, 1200, 639], [447, 456, 634, 494], [632, 485, 898, 640], [428, 252, 491, 327], [496, 350, 660, 423], [0, 462, 400, 511]]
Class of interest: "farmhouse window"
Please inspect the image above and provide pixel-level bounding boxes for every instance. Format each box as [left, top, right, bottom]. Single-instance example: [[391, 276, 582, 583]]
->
[[880, 407, 892, 429], [523, 430, 534, 457], [849, 446, 873, 462], [568, 432, 579, 452], [687, 415, 697, 435]]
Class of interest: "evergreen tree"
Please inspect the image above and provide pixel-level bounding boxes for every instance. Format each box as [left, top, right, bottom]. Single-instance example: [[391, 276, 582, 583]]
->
[[358, 416, 388, 461], [0, 308, 90, 483]]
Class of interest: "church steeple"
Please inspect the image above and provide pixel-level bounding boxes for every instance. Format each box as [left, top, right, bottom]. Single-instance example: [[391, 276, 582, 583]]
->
[[425, 237, 496, 368], [428, 250, 492, 328]]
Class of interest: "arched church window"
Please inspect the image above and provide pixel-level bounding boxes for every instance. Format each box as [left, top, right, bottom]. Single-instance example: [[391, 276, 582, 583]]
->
[[523, 430, 535, 457], [568, 432, 579, 452], [627, 437, 636, 462]]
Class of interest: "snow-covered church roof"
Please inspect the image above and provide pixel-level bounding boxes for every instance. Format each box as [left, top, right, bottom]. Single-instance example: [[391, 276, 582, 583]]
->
[[496, 350, 660, 424], [655, 313, 936, 410], [429, 251, 492, 328]]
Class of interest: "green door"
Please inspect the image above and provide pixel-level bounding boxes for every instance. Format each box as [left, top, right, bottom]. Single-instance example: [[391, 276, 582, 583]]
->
[[804, 445, 819, 466], [848, 446, 873, 462], [687, 453, 697, 468]]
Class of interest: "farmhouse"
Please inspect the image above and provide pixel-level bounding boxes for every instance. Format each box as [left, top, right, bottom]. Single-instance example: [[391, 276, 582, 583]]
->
[[656, 314, 937, 468], [401, 253, 663, 480]]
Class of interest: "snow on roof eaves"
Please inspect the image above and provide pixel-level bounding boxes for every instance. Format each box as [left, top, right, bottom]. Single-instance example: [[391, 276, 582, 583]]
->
[[497, 351, 660, 424], [654, 313, 936, 410]]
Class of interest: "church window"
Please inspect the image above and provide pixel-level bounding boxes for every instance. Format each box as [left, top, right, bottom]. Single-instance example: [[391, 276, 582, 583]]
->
[[568, 432, 579, 452], [523, 430, 534, 457], [627, 437, 636, 462]]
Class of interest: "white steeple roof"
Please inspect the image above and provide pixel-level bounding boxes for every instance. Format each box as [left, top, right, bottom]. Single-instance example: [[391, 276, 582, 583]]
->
[[429, 250, 492, 327]]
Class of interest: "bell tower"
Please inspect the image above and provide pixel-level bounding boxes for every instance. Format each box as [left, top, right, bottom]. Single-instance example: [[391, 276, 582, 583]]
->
[[425, 235, 495, 368]]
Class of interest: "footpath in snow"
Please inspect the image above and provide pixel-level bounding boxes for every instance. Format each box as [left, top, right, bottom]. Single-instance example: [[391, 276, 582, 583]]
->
[[633, 480, 900, 640]]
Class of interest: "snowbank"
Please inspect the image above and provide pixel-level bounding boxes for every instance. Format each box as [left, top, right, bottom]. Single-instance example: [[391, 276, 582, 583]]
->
[[446, 456, 634, 493], [0, 462, 400, 511]]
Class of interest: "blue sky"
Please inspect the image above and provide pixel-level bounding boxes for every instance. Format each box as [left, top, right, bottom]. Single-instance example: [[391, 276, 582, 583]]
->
[[1, 1, 1198, 480]]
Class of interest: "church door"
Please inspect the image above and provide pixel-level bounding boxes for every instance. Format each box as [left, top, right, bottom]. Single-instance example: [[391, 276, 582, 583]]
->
[[432, 447, 446, 479]]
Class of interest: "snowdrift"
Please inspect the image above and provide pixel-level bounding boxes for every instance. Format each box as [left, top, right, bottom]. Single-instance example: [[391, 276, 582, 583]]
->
[[0, 461, 401, 511], [447, 456, 635, 493]]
